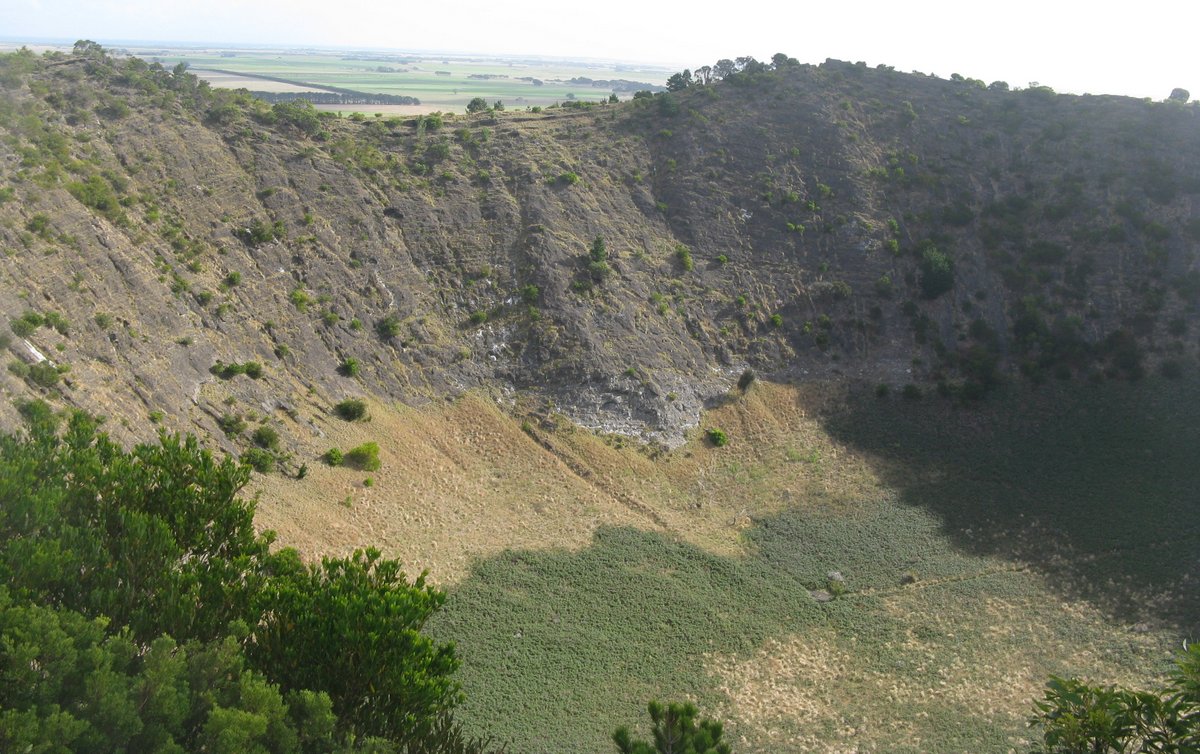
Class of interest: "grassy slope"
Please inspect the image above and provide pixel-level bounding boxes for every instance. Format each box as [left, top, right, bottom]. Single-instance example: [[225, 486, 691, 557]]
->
[[420, 378, 1198, 753]]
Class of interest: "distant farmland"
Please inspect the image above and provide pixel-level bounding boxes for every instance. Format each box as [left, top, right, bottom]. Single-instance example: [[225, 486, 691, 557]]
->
[[189, 68, 325, 93], [130, 46, 671, 113]]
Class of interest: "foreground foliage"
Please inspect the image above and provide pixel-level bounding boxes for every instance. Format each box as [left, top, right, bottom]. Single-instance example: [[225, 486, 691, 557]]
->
[[613, 701, 732, 754], [1030, 644, 1200, 753], [0, 403, 485, 752]]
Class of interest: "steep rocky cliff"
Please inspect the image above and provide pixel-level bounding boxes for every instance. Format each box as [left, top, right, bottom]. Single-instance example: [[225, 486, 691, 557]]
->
[[1, 49, 1198, 452]]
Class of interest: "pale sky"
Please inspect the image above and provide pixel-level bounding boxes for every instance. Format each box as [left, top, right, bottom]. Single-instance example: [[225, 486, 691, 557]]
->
[[1, 0, 1197, 99]]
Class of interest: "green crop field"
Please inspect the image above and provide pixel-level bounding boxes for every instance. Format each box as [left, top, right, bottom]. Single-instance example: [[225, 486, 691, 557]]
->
[[120, 46, 672, 113], [429, 378, 1200, 753]]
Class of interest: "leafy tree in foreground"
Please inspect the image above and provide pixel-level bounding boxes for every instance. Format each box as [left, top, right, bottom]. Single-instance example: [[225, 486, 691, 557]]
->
[[0, 402, 481, 752], [613, 701, 732, 754], [1029, 643, 1200, 753], [0, 589, 343, 753], [252, 548, 461, 745], [0, 409, 269, 644], [465, 97, 488, 114]]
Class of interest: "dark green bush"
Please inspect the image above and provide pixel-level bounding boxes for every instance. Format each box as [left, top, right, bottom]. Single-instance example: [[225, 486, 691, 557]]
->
[[377, 314, 402, 339], [705, 428, 729, 447], [252, 425, 280, 451], [614, 700, 731, 754], [238, 219, 285, 246], [323, 447, 344, 466], [737, 369, 756, 392], [9, 317, 36, 338], [25, 362, 61, 388], [334, 398, 369, 421], [338, 358, 361, 377], [241, 447, 276, 473], [218, 413, 246, 436], [918, 246, 954, 299], [212, 361, 244, 379]]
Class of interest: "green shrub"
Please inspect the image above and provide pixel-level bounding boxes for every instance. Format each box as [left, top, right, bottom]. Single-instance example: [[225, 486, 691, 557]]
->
[[705, 428, 729, 447], [675, 244, 694, 272], [93, 313, 113, 329], [469, 310, 488, 324], [338, 358, 361, 377], [902, 383, 923, 400], [67, 174, 126, 224], [252, 425, 280, 451], [224, 270, 242, 287], [239, 219, 285, 246], [588, 260, 611, 281], [25, 362, 62, 388], [323, 447, 344, 466], [919, 246, 954, 299], [213, 361, 257, 379], [334, 398, 368, 421], [218, 413, 246, 436], [344, 442, 381, 471], [376, 314, 402, 339], [241, 447, 276, 473], [26, 213, 51, 237], [289, 287, 311, 311], [770, 313, 784, 328], [520, 284, 540, 304], [10, 317, 36, 338]]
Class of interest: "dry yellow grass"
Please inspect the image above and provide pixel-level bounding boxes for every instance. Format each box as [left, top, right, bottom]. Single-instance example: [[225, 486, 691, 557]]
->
[[250, 382, 884, 582], [706, 582, 1173, 753]]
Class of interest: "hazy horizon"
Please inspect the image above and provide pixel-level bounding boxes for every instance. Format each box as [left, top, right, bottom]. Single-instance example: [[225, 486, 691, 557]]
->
[[2, 1, 1197, 99]]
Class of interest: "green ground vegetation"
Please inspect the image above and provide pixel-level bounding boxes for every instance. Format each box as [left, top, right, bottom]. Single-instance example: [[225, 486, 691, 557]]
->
[[430, 378, 1200, 753]]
